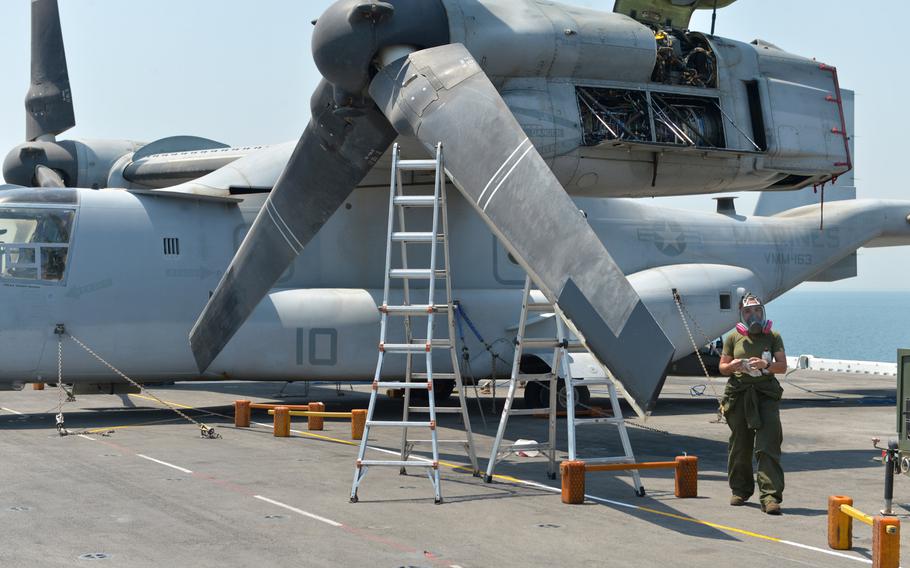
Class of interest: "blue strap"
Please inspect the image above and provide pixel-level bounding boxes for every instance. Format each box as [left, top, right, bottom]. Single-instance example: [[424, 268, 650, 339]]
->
[[454, 301, 486, 344]]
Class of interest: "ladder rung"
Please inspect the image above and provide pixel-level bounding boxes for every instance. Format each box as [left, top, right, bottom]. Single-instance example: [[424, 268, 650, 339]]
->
[[381, 304, 447, 316], [520, 339, 586, 351], [358, 460, 435, 468], [411, 373, 457, 380], [397, 159, 438, 171], [520, 339, 561, 349], [391, 232, 444, 243], [575, 417, 625, 426], [406, 439, 470, 445], [508, 408, 551, 416], [517, 373, 557, 381], [366, 420, 433, 428], [411, 339, 452, 348], [376, 381, 430, 389], [408, 406, 464, 414], [527, 302, 555, 312], [393, 195, 437, 207], [388, 269, 447, 279], [381, 343, 430, 353], [499, 442, 552, 453], [570, 378, 613, 386]]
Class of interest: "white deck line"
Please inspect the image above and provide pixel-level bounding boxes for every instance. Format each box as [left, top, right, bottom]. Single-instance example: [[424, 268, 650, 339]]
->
[[253, 495, 342, 527], [136, 453, 193, 474], [1, 407, 23, 414]]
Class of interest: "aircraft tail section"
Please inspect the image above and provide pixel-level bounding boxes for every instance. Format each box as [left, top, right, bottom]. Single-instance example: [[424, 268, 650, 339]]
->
[[753, 89, 855, 217]]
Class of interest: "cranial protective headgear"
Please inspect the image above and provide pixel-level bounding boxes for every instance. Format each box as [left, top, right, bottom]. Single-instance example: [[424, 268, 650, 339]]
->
[[735, 294, 772, 336]]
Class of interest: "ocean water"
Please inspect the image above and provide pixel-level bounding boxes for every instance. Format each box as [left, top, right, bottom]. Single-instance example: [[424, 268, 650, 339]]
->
[[765, 291, 910, 363]]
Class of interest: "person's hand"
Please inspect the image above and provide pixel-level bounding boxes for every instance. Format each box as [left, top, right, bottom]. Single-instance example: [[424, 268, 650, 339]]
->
[[748, 357, 768, 370]]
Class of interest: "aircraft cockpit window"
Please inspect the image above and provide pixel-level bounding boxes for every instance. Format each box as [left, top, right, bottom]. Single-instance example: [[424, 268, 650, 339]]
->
[[0, 208, 75, 282]]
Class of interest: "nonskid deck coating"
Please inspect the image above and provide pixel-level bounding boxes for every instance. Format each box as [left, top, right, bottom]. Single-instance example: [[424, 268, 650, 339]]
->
[[0, 371, 904, 567]]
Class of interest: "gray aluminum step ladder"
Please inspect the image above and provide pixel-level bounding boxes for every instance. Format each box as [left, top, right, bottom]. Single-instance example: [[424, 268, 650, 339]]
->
[[351, 142, 479, 504], [484, 276, 644, 496]]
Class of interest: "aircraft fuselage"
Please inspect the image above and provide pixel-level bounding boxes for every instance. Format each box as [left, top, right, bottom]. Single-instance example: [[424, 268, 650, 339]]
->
[[0, 184, 905, 390]]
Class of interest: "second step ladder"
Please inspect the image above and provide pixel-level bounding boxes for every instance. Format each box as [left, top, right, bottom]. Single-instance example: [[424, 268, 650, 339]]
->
[[351, 143, 479, 504], [484, 276, 644, 496]]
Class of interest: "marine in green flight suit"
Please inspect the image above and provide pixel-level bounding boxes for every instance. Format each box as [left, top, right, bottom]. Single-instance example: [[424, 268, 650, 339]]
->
[[719, 294, 788, 515]]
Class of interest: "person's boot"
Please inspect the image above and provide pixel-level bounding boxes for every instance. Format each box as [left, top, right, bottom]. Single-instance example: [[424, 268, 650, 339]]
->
[[730, 495, 746, 506], [761, 500, 782, 515]]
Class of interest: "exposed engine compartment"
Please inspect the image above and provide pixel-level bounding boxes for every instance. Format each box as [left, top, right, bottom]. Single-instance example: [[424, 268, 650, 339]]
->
[[651, 29, 717, 88], [577, 87, 725, 149]]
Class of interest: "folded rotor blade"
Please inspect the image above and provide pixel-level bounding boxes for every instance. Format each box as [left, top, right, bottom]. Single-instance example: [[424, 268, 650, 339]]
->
[[26, 0, 75, 141], [34, 165, 65, 187], [189, 81, 396, 371], [370, 44, 674, 415]]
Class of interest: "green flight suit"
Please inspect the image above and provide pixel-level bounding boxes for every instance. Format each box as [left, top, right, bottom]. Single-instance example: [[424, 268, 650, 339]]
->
[[722, 330, 785, 504]]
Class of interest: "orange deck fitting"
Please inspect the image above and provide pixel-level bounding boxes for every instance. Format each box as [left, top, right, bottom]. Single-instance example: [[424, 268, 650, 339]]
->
[[561, 456, 698, 504], [827, 495, 901, 568]]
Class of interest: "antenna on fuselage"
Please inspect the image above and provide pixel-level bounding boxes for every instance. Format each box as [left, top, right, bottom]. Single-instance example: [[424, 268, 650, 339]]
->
[[710, 0, 719, 35]]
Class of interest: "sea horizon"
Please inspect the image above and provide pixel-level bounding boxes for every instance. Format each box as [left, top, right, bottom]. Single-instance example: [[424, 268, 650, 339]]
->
[[764, 289, 909, 363]]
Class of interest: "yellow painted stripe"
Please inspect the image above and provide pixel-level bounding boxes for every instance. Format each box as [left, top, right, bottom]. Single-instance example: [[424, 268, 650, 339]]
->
[[632, 503, 781, 542], [129, 393, 197, 410]]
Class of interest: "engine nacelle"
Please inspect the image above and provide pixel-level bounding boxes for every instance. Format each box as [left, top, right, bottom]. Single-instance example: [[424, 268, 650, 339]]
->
[[628, 263, 764, 360], [3, 138, 142, 188]]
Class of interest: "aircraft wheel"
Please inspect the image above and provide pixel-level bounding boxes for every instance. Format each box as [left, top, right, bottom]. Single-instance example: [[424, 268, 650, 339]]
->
[[548, 380, 592, 410]]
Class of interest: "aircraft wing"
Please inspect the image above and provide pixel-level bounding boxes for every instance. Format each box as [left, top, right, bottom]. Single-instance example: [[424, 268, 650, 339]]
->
[[613, 0, 737, 29]]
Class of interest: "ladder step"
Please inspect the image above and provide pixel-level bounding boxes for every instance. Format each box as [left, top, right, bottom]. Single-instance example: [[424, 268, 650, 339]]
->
[[406, 439, 470, 445], [380, 340, 451, 352], [520, 338, 586, 351], [388, 269, 447, 280], [527, 302, 555, 312], [381, 340, 452, 353], [519, 338, 559, 349], [393, 195, 437, 207], [397, 159, 439, 171], [408, 406, 464, 414], [358, 460, 435, 468], [376, 381, 430, 389], [381, 304, 448, 316], [575, 417, 625, 426], [517, 373, 557, 382], [391, 232, 444, 243], [366, 420, 434, 428], [411, 372, 457, 380], [570, 378, 613, 386], [381, 343, 431, 353], [508, 408, 552, 416], [499, 442, 551, 454]]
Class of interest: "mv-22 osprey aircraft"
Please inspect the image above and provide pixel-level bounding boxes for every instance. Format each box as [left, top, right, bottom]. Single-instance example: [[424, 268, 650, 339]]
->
[[2, 0, 899, 417]]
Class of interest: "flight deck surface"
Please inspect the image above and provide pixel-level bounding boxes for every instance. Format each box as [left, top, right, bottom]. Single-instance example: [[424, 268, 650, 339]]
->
[[0, 371, 903, 567]]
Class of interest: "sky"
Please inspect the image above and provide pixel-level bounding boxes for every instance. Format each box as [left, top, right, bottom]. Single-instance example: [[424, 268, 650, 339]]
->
[[0, 0, 906, 290]]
